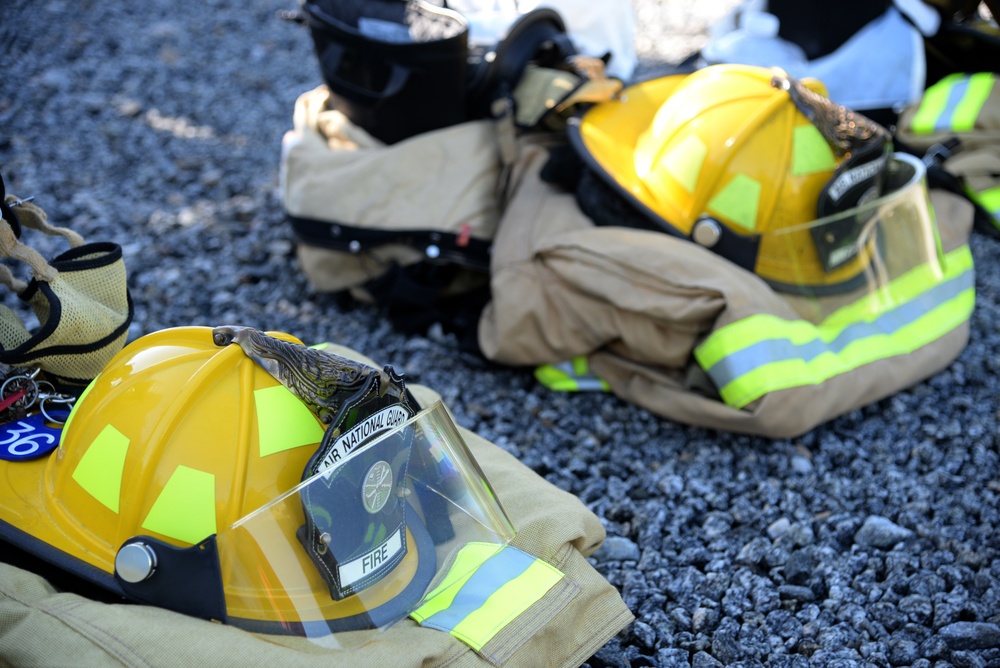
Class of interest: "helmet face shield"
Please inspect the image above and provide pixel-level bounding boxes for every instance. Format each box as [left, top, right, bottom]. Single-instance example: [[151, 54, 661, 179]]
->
[[215, 400, 515, 641], [767, 152, 945, 322]]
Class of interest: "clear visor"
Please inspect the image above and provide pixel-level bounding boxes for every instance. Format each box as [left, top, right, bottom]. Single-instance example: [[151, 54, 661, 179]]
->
[[215, 400, 515, 644], [762, 152, 946, 323]]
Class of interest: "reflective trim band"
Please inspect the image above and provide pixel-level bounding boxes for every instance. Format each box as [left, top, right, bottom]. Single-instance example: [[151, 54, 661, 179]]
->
[[792, 123, 838, 176], [695, 246, 974, 408], [535, 357, 610, 392], [141, 465, 217, 544], [708, 173, 761, 232], [972, 185, 1000, 228], [254, 385, 325, 457], [411, 543, 564, 651], [911, 73, 995, 134], [952, 73, 994, 132], [71, 424, 130, 512]]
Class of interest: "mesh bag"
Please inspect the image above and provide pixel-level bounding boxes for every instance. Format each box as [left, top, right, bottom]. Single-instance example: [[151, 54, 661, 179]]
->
[[0, 178, 132, 385]]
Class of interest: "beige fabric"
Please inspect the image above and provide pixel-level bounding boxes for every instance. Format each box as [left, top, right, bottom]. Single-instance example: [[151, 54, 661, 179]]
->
[[0, 196, 131, 384], [0, 359, 632, 667], [282, 86, 502, 294], [479, 146, 974, 438], [941, 148, 1000, 203]]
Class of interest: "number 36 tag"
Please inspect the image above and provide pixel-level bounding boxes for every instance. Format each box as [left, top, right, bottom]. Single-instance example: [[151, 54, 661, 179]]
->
[[0, 413, 67, 461]]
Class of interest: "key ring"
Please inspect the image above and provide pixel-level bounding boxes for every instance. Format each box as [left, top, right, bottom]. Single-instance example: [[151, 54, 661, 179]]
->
[[35, 380, 76, 425], [0, 369, 40, 414]]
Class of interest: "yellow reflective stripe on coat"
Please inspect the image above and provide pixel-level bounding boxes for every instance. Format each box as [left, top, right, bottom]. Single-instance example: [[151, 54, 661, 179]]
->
[[694, 246, 975, 408], [535, 356, 610, 392], [410, 543, 564, 651], [910, 72, 996, 134], [971, 185, 1000, 229]]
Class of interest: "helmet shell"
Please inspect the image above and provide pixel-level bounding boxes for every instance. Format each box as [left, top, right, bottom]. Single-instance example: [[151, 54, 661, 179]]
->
[[573, 64, 868, 289], [44, 327, 325, 565]]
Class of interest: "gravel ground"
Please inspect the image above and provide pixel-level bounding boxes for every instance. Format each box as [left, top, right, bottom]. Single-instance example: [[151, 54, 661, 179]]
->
[[2, 1, 1000, 667]]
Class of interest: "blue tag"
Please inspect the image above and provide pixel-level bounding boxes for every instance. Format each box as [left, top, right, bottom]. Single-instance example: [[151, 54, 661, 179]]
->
[[0, 412, 68, 461]]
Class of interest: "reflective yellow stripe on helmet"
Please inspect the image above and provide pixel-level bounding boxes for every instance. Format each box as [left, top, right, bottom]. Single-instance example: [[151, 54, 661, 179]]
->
[[254, 385, 325, 457], [695, 246, 975, 408], [71, 424, 130, 513], [708, 174, 761, 232], [661, 135, 707, 194], [792, 123, 838, 176], [911, 73, 996, 135], [410, 543, 564, 651], [140, 465, 217, 545]]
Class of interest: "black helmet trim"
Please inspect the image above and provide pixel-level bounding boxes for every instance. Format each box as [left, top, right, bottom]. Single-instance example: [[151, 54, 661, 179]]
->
[[0, 517, 128, 600], [114, 535, 227, 623]]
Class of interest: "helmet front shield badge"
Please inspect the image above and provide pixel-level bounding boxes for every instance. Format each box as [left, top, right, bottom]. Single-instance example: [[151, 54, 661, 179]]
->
[[216, 398, 515, 639]]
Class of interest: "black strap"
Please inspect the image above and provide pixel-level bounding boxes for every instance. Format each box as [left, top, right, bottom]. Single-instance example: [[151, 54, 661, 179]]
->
[[288, 214, 492, 272], [0, 173, 22, 239]]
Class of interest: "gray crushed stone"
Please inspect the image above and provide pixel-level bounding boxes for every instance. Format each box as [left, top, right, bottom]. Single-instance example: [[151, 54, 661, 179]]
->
[[1, 0, 999, 666]]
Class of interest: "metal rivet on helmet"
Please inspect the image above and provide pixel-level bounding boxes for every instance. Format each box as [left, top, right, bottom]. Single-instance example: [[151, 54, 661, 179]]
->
[[115, 542, 158, 583], [692, 218, 722, 248]]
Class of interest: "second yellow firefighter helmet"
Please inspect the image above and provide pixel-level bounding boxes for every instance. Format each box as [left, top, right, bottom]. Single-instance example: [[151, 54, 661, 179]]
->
[[570, 63, 893, 293], [0, 326, 515, 639]]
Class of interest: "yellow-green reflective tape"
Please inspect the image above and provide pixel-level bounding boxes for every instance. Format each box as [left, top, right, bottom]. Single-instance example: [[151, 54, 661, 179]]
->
[[952, 73, 994, 132], [911, 73, 995, 134], [973, 185, 1000, 226], [663, 135, 707, 194], [695, 246, 974, 408], [141, 465, 217, 544], [412, 542, 502, 620], [72, 424, 130, 512], [792, 124, 837, 176], [910, 73, 965, 135], [535, 357, 610, 392], [411, 543, 564, 651], [708, 174, 760, 232], [254, 385, 325, 457]]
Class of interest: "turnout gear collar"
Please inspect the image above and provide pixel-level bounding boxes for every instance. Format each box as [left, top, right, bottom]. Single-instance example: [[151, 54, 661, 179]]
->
[[569, 64, 894, 294], [0, 326, 518, 644]]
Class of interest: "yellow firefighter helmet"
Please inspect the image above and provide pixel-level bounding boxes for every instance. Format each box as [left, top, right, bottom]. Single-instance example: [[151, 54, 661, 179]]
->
[[0, 326, 514, 638], [571, 63, 893, 293]]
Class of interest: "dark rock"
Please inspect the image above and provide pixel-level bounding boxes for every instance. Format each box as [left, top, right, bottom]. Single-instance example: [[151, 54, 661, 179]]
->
[[778, 585, 816, 601], [940, 622, 1000, 650]]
